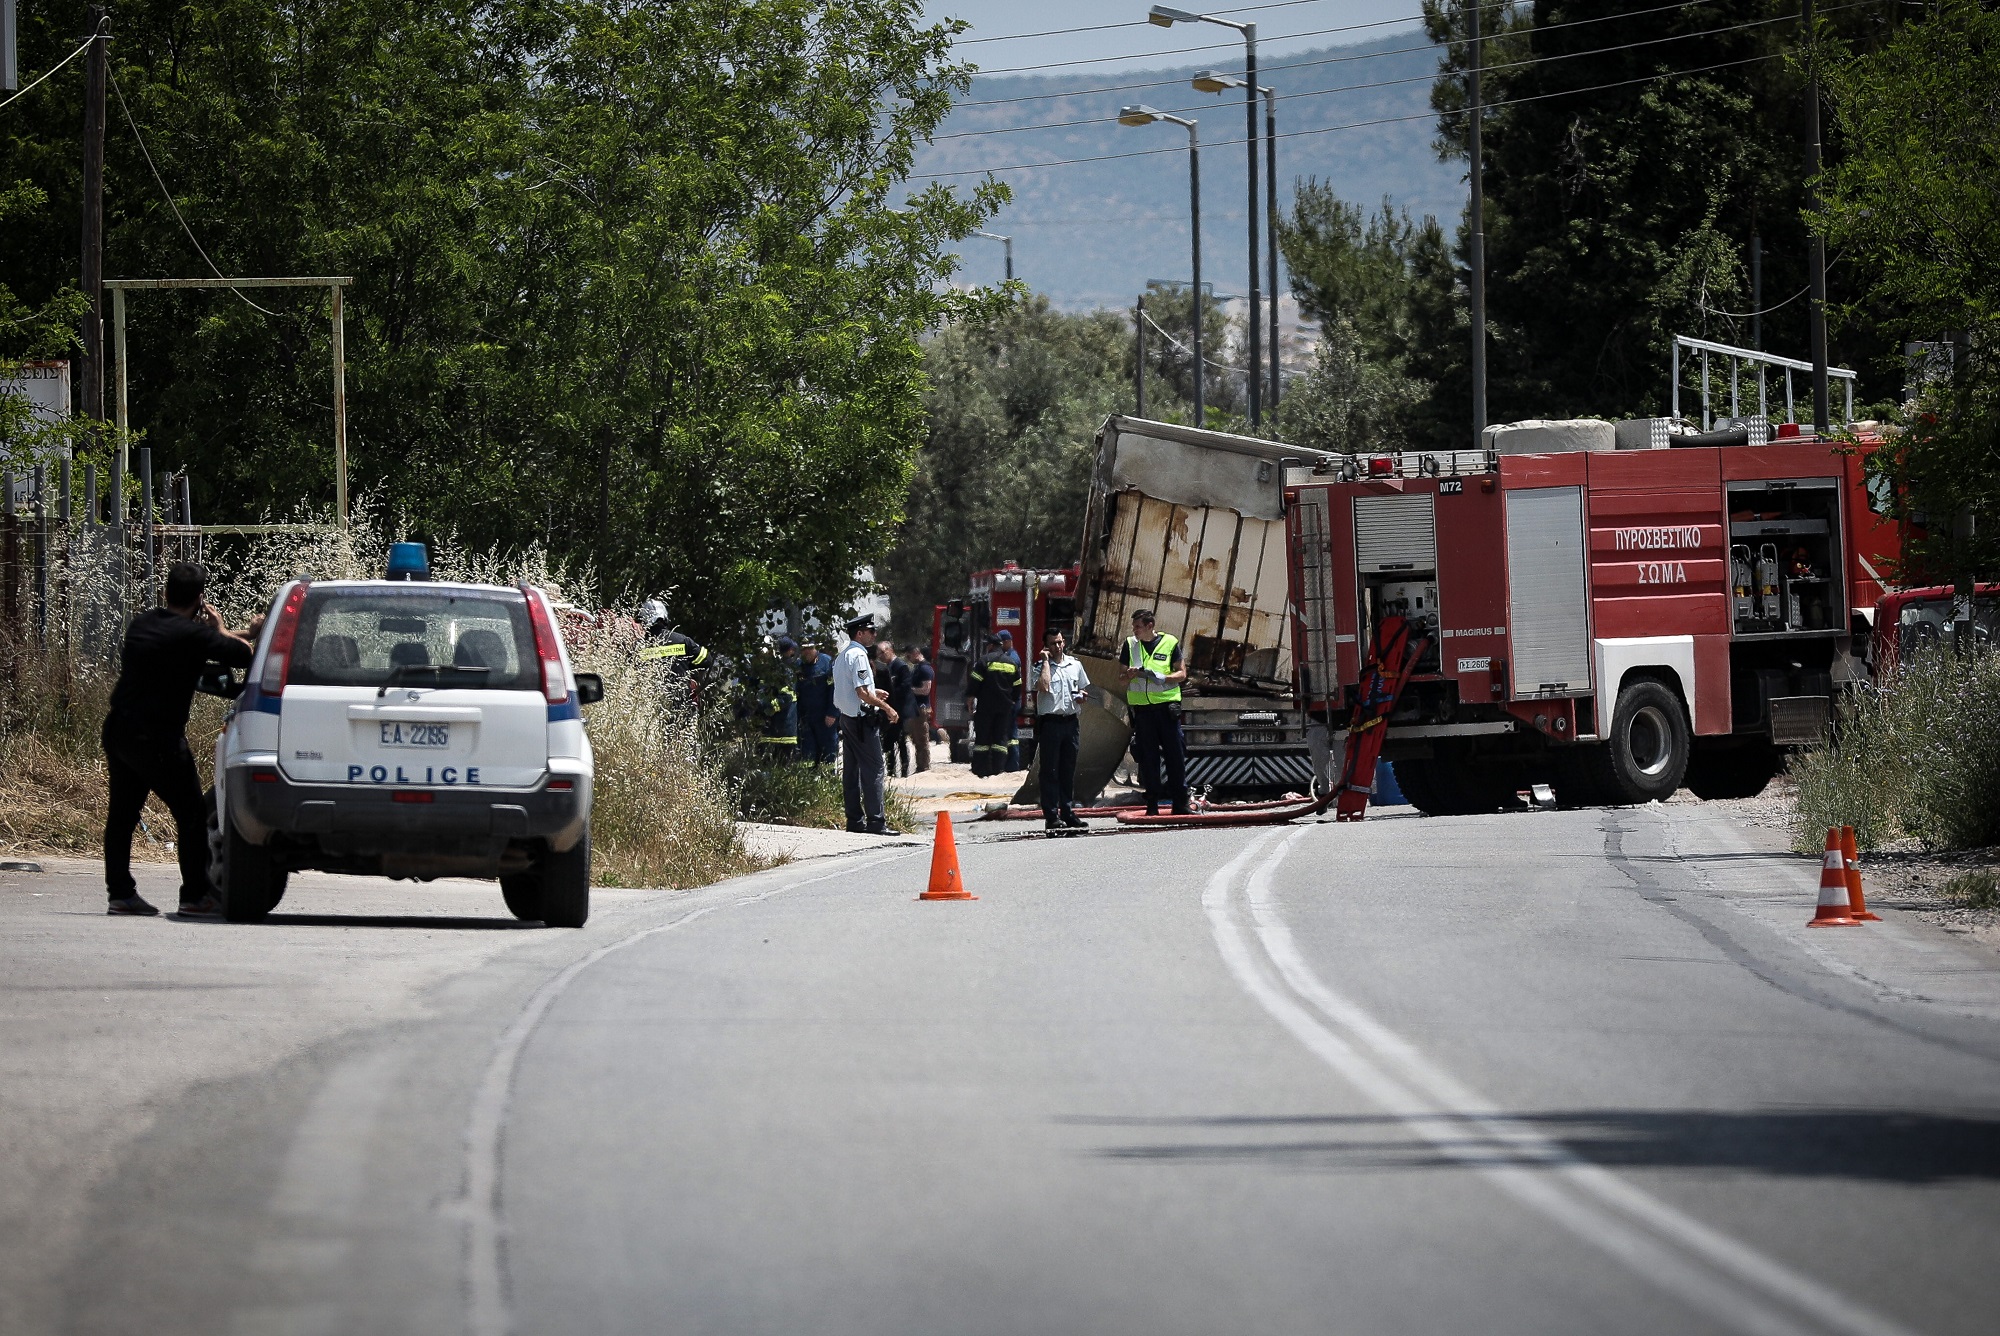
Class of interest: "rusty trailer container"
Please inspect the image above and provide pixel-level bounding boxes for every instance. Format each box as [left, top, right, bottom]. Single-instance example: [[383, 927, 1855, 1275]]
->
[[1076, 416, 1331, 794]]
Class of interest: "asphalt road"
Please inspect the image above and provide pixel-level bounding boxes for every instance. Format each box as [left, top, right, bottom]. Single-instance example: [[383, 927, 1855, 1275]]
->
[[9, 800, 2000, 1336]]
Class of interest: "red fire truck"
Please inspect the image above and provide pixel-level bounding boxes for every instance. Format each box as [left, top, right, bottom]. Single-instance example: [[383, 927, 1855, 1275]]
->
[[931, 562, 1081, 763], [1285, 420, 1904, 813]]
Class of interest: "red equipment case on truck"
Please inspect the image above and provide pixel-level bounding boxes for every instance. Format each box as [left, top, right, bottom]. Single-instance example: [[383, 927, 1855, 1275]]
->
[[1285, 425, 1904, 813]]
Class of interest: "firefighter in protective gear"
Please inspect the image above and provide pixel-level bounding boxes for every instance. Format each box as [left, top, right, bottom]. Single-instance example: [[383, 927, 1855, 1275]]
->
[[967, 633, 1022, 777], [637, 598, 710, 676], [758, 638, 801, 754], [1119, 608, 1191, 815], [996, 629, 1026, 771]]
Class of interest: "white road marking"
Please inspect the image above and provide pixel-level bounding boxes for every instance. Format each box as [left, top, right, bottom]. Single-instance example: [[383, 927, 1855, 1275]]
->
[[457, 852, 919, 1336], [1203, 826, 1924, 1336]]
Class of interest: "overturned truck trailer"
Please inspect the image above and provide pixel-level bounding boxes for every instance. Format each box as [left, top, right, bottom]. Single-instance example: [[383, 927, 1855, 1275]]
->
[[1072, 416, 1328, 796]]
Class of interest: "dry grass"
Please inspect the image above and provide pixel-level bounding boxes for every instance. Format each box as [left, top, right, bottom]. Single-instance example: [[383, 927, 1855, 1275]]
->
[[1788, 646, 2000, 853]]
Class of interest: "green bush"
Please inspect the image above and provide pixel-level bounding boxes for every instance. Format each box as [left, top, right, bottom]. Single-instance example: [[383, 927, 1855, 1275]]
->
[[1942, 869, 2000, 909], [1790, 645, 2000, 852]]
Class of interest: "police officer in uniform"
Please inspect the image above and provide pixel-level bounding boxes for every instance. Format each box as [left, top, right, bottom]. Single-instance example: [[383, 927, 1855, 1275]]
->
[[795, 640, 837, 764], [1119, 608, 1192, 816], [966, 632, 1021, 777], [102, 561, 261, 917], [834, 615, 900, 835], [637, 598, 710, 678]]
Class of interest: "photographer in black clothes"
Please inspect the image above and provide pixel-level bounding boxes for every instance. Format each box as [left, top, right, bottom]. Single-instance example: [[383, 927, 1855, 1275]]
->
[[102, 562, 262, 918]]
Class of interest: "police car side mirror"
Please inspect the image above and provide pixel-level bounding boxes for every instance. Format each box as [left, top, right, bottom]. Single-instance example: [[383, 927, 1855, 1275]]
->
[[574, 672, 605, 706]]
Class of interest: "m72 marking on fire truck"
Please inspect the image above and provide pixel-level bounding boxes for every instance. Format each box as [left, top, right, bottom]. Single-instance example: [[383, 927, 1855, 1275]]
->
[[1614, 525, 1704, 550], [1636, 561, 1690, 584]]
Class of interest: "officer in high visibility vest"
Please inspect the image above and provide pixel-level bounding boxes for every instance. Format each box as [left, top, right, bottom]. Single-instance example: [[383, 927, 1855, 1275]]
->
[[967, 632, 1021, 777], [637, 598, 710, 677], [1119, 608, 1191, 815]]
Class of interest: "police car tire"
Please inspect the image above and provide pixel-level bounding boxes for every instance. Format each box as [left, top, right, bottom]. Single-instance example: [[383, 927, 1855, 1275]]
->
[[206, 791, 286, 922], [537, 831, 591, 929], [499, 873, 544, 923], [1593, 680, 1690, 804]]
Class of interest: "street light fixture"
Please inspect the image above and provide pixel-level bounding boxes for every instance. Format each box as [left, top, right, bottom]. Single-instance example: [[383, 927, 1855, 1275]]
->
[[1119, 105, 1204, 424], [973, 230, 1013, 283], [1148, 7, 1261, 427], [1194, 71, 1280, 417]]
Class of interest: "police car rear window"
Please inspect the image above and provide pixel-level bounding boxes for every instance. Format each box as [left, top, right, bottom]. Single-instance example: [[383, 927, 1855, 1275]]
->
[[287, 589, 538, 690]]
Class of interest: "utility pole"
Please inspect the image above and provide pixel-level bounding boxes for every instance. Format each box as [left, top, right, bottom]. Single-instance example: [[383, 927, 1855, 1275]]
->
[[80, 9, 107, 432], [1468, 0, 1487, 445], [4, 0, 21, 93], [1803, 0, 1831, 432], [1243, 23, 1261, 427], [1750, 231, 1763, 350], [1265, 86, 1280, 418], [1136, 293, 1148, 418]]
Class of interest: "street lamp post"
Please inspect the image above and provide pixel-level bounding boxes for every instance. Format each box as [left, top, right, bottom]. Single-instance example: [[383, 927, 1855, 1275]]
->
[[1152, 7, 1258, 426], [974, 230, 1014, 283], [1119, 105, 1203, 424], [1194, 70, 1282, 420]]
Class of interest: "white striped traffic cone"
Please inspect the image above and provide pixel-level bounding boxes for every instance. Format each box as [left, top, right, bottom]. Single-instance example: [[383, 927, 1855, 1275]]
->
[[1807, 828, 1858, 927]]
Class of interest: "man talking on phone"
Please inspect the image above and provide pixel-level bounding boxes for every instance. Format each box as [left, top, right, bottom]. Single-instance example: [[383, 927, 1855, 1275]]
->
[[102, 561, 262, 918], [1034, 626, 1090, 833]]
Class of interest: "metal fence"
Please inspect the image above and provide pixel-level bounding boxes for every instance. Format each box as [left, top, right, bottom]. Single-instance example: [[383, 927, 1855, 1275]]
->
[[0, 446, 206, 663]]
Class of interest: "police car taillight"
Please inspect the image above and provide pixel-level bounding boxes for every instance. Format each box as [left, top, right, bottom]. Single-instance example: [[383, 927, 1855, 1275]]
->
[[522, 586, 569, 704], [259, 582, 310, 695]]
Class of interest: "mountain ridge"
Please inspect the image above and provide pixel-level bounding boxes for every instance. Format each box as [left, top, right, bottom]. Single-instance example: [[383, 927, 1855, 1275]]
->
[[915, 32, 1466, 311]]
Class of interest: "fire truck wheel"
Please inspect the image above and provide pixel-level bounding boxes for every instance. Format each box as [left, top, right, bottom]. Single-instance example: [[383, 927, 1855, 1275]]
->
[[1683, 742, 1781, 800], [1390, 759, 1447, 815], [1593, 680, 1690, 803]]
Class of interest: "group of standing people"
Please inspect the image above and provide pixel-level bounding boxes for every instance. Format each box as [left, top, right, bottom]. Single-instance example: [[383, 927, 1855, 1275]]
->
[[691, 601, 1194, 839]]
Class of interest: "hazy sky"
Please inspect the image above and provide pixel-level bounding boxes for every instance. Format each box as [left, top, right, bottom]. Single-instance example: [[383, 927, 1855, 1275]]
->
[[923, 0, 1427, 76]]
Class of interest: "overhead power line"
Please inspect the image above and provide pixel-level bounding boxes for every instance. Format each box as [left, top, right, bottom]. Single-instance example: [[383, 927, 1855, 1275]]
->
[[109, 69, 277, 315], [951, 0, 1790, 108], [0, 28, 100, 113], [932, 4, 1856, 143], [910, 50, 1788, 182], [953, 0, 1507, 46]]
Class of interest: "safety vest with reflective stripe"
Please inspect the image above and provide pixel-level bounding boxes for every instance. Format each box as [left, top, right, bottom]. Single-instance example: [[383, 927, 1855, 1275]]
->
[[639, 634, 709, 670], [1125, 633, 1182, 705]]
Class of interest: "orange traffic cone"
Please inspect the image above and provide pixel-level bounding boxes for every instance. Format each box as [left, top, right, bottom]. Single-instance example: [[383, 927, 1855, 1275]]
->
[[1807, 828, 1858, 927], [919, 812, 976, 901], [1840, 826, 1881, 921]]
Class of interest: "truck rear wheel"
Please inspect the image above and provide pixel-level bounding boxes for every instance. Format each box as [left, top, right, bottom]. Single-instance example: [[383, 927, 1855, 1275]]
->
[[537, 831, 591, 929], [1590, 680, 1690, 804], [1684, 742, 1781, 800], [206, 791, 286, 922], [1393, 756, 1516, 816]]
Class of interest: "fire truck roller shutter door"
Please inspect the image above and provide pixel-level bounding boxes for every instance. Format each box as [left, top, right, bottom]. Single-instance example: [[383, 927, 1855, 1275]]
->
[[1505, 488, 1593, 695]]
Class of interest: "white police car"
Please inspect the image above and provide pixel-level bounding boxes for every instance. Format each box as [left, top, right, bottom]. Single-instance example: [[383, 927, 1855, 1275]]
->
[[208, 543, 602, 925]]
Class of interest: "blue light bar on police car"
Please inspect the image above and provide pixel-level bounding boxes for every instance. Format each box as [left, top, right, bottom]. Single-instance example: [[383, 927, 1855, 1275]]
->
[[385, 542, 431, 581]]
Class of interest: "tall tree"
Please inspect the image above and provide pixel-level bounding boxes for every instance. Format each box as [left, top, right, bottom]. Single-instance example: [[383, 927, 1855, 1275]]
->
[[1818, 0, 2000, 580], [884, 295, 1130, 643], [1417, 0, 1906, 425], [0, 0, 1001, 646]]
